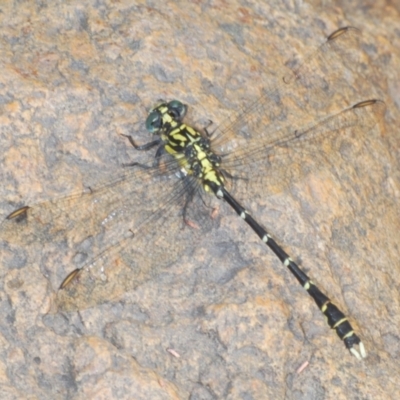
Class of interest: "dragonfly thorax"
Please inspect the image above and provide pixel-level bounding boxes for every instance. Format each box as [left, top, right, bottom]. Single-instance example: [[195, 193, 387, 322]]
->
[[146, 100, 224, 192]]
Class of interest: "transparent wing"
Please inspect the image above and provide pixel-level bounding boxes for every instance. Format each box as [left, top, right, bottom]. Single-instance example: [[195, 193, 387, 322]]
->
[[0, 157, 209, 312], [209, 27, 385, 194], [222, 99, 385, 181], [54, 178, 207, 313], [0, 27, 383, 314], [212, 27, 368, 154]]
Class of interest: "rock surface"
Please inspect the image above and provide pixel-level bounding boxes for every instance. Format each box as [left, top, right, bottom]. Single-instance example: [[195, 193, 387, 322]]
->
[[0, 1, 399, 399]]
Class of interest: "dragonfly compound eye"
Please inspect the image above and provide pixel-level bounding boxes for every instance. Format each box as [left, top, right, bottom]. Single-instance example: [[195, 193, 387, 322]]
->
[[167, 100, 187, 121], [146, 109, 163, 133]]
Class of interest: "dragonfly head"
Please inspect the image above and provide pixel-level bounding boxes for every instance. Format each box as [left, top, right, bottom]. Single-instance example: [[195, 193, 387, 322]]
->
[[146, 100, 187, 135]]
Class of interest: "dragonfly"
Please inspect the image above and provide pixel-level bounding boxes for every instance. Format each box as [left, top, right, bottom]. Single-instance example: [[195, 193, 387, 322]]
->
[[0, 27, 384, 360]]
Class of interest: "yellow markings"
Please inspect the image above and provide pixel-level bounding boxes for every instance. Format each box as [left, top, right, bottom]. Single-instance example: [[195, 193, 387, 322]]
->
[[186, 125, 199, 138], [195, 147, 207, 161], [350, 347, 363, 361], [204, 169, 221, 184], [161, 113, 173, 124], [359, 342, 367, 358], [333, 317, 348, 329], [6, 205, 30, 220], [320, 300, 330, 312], [172, 132, 188, 142], [283, 257, 293, 267], [165, 144, 177, 155], [348, 340, 367, 360], [303, 280, 315, 291], [201, 160, 215, 175], [159, 109, 224, 190], [342, 330, 354, 339]]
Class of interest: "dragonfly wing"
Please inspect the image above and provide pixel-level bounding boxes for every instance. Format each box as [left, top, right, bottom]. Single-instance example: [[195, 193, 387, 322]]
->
[[0, 160, 207, 312], [211, 27, 367, 155], [221, 99, 385, 197]]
